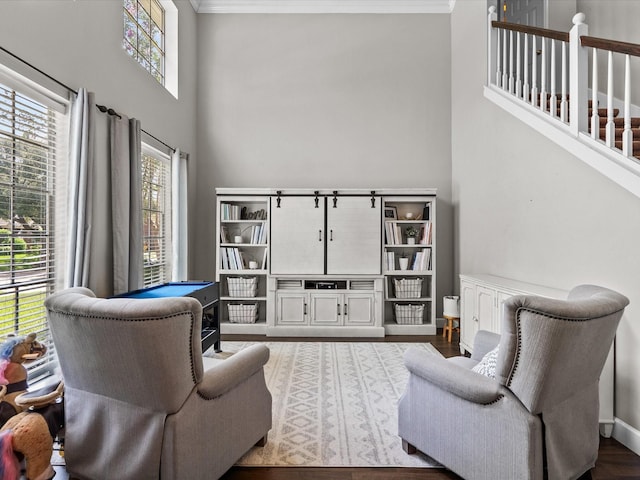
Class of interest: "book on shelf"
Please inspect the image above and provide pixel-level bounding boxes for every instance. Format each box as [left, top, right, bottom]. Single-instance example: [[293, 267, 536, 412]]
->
[[410, 247, 432, 271], [221, 203, 241, 220], [422, 204, 431, 222], [419, 222, 432, 245], [221, 247, 246, 270], [220, 226, 229, 243], [261, 248, 268, 269], [220, 247, 228, 270], [384, 221, 402, 245], [251, 223, 267, 244], [385, 251, 395, 271]]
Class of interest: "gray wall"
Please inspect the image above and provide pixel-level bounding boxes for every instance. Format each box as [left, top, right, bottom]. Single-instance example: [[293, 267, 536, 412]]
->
[[194, 13, 455, 312], [0, 0, 199, 290], [452, 0, 640, 434]]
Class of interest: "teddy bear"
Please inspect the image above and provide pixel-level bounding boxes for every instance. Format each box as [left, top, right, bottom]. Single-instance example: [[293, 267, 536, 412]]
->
[[0, 334, 64, 480]]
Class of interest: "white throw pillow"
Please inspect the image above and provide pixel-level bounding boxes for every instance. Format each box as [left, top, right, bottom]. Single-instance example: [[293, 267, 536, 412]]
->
[[471, 345, 499, 378]]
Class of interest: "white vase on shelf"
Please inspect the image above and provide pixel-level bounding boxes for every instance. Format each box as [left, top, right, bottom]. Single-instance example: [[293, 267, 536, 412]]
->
[[399, 257, 409, 270], [407, 237, 416, 245]]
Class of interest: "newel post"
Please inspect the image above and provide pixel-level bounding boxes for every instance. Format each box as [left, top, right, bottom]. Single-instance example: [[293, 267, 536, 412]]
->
[[569, 13, 588, 136], [487, 6, 498, 87]]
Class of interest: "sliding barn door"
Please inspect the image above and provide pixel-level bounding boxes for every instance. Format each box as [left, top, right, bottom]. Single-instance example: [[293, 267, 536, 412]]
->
[[270, 196, 325, 275], [326, 196, 381, 275]]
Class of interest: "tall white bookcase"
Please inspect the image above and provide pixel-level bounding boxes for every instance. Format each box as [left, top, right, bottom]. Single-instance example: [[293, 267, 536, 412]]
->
[[215, 188, 436, 336], [215, 193, 270, 334], [382, 195, 436, 335]]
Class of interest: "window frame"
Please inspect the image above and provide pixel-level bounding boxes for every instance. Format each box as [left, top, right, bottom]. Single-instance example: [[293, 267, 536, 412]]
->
[[0, 68, 69, 382], [123, 0, 166, 86]]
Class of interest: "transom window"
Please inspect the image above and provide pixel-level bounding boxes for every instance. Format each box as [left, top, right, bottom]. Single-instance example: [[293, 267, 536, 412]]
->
[[0, 80, 62, 379], [123, 0, 165, 85], [142, 147, 171, 286]]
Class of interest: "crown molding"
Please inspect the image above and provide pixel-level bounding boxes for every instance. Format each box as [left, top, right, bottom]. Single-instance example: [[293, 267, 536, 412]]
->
[[192, 0, 455, 14]]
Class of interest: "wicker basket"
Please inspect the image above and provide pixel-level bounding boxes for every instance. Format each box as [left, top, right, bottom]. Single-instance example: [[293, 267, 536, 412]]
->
[[227, 276, 258, 298], [394, 303, 424, 325], [393, 278, 423, 299], [227, 303, 258, 324]]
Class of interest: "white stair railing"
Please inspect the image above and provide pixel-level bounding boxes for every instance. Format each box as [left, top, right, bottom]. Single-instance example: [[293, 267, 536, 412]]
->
[[487, 8, 640, 161]]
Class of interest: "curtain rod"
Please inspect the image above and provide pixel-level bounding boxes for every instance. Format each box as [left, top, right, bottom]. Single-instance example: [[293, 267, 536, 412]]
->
[[0, 44, 177, 154], [96, 103, 176, 153]]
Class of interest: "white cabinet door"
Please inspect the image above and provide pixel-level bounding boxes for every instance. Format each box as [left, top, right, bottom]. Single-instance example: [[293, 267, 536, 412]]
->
[[344, 294, 375, 326], [460, 280, 477, 352], [476, 285, 496, 333], [270, 197, 325, 275], [495, 290, 514, 334], [276, 293, 309, 325], [326, 197, 381, 275], [310, 293, 342, 325]]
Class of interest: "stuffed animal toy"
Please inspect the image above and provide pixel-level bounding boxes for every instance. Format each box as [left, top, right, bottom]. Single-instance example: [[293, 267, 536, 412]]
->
[[0, 334, 63, 480], [0, 410, 54, 480], [0, 333, 49, 423]]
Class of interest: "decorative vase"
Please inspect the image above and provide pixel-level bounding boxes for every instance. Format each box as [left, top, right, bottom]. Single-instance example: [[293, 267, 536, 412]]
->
[[407, 237, 416, 245], [399, 257, 409, 270]]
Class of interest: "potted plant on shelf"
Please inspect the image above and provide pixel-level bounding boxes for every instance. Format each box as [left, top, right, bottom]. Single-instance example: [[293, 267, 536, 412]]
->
[[405, 226, 419, 245]]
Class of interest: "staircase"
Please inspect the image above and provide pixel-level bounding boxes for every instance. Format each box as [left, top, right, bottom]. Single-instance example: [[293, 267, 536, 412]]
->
[[539, 96, 640, 160], [486, 10, 640, 197]]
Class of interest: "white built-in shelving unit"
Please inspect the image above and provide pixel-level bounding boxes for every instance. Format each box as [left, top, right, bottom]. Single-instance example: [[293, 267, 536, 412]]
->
[[215, 188, 436, 336]]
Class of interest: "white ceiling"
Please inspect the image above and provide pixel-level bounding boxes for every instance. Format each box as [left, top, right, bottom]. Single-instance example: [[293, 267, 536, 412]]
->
[[189, 0, 456, 14]]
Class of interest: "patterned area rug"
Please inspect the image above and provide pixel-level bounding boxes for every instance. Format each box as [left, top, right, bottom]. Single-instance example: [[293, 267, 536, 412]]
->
[[207, 342, 441, 467]]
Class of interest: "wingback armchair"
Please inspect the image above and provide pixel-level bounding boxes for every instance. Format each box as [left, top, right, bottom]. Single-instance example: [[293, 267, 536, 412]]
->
[[398, 285, 629, 480], [45, 287, 272, 480]]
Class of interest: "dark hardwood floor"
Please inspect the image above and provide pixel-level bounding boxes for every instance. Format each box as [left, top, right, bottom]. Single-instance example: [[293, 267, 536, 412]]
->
[[54, 332, 640, 479]]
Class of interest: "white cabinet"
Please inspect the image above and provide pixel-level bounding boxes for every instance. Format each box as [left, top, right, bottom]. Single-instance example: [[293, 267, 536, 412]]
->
[[309, 292, 342, 325], [460, 283, 499, 349], [459, 274, 615, 437], [270, 195, 381, 275], [272, 279, 382, 336], [276, 290, 375, 327], [344, 294, 376, 326], [276, 293, 308, 326]]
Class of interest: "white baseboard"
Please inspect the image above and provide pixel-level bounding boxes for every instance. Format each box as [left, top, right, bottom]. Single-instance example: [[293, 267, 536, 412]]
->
[[612, 417, 640, 456]]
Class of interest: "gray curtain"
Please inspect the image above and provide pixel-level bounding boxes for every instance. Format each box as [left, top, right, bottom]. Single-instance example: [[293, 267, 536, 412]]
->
[[65, 88, 95, 288], [110, 115, 143, 295], [171, 148, 188, 281]]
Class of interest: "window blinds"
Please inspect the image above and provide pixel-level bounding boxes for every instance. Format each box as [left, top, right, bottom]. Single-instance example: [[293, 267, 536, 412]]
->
[[0, 81, 64, 379]]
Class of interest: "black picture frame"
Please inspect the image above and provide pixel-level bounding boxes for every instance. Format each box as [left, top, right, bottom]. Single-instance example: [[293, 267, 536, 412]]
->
[[384, 206, 397, 219]]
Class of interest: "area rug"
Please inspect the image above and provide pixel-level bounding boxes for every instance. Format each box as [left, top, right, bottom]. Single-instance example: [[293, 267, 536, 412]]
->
[[206, 342, 441, 467]]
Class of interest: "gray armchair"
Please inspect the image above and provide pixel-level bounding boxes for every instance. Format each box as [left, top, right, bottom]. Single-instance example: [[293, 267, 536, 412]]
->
[[45, 287, 271, 480], [398, 285, 629, 480]]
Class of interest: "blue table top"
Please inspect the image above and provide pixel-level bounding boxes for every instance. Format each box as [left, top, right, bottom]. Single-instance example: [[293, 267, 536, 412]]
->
[[118, 282, 215, 299]]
